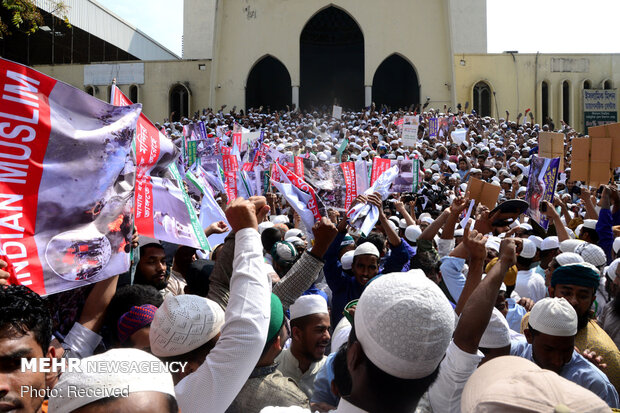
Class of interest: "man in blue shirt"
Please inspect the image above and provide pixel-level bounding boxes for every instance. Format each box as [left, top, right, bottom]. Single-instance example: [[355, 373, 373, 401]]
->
[[511, 297, 619, 408]]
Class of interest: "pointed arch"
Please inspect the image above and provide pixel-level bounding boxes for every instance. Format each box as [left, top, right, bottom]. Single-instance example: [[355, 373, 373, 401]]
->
[[372, 53, 419, 111], [300, 6, 364, 110], [245, 55, 292, 111], [472, 81, 492, 117], [169, 83, 191, 122]]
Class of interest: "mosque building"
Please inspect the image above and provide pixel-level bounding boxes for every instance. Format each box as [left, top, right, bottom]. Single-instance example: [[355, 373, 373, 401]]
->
[[18, 0, 620, 132]]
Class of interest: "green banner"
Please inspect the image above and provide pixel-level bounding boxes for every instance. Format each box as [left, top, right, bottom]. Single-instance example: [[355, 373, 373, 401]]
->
[[187, 140, 198, 167], [168, 163, 211, 251], [337, 138, 348, 162], [412, 158, 419, 193]]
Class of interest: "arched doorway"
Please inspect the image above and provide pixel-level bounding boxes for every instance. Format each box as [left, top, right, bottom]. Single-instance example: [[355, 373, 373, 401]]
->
[[246, 56, 292, 111], [541, 81, 549, 125], [473, 81, 492, 117], [372, 54, 418, 111], [300, 6, 364, 110], [562, 80, 570, 125], [170, 84, 190, 122], [129, 84, 139, 103]]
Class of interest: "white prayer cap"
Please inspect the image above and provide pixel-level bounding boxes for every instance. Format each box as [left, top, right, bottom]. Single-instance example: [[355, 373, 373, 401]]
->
[[405, 225, 422, 243], [388, 216, 400, 227], [575, 223, 584, 238], [461, 356, 610, 413], [284, 228, 303, 239], [318, 152, 328, 161], [485, 237, 500, 253], [289, 294, 329, 320], [520, 238, 537, 259], [341, 250, 355, 270], [355, 270, 454, 379], [49, 348, 176, 413], [559, 239, 585, 253], [529, 297, 577, 337], [479, 307, 511, 349], [502, 178, 512, 185], [386, 220, 398, 232], [606, 258, 620, 282], [519, 223, 533, 231], [575, 242, 606, 268], [540, 236, 559, 251], [150, 294, 225, 357], [258, 221, 275, 234], [583, 219, 598, 230], [528, 235, 543, 249], [421, 216, 434, 225], [555, 252, 584, 267], [614, 237, 620, 254], [271, 215, 289, 225], [399, 218, 408, 229], [354, 242, 380, 258]]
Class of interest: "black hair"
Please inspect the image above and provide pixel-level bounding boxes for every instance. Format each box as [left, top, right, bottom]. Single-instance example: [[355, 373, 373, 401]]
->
[[261, 227, 283, 252], [104, 284, 164, 343], [173, 246, 197, 277], [0, 285, 52, 354], [184, 259, 215, 297], [581, 227, 600, 244], [348, 328, 439, 407], [139, 243, 165, 258], [87, 393, 178, 412], [410, 251, 440, 282], [516, 256, 533, 268], [359, 233, 386, 256]]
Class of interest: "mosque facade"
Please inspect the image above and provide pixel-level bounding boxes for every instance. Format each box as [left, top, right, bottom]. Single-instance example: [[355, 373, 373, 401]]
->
[[31, 0, 619, 133]]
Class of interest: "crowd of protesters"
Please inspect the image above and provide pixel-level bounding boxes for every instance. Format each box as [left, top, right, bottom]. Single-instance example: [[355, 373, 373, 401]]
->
[[3, 101, 620, 413]]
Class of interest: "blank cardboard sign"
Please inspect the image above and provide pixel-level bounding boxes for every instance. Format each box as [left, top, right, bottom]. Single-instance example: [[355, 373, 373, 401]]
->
[[466, 177, 501, 210], [538, 132, 565, 170], [570, 138, 591, 182]]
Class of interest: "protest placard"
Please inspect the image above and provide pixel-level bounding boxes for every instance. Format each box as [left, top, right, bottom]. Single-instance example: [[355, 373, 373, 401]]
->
[[466, 178, 501, 210], [538, 132, 565, 170], [402, 115, 419, 146], [332, 105, 342, 119]]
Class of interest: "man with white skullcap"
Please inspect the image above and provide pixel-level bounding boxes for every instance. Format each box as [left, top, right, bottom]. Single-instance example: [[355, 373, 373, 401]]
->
[[429, 231, 516, 411], [512, 297, 619, 407], [513, 238, 547, 302], [150, 197, 272, 413], [275, 294, 330, 398], [49, 349, 178, 413], [461, 356, 610, 413], [544, 262, 620, 393], [324, 193, 411, 326], [544, 251, 583, 287], [326, 269, 455, 412]]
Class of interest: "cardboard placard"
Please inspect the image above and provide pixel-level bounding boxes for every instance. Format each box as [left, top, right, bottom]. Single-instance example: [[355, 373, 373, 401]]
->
[[466, 177, 501, 210], [538, 132, 565, 170], [589, 136, 612, 185], [570, 138, 591, 182], [608, 123, 620, 167]]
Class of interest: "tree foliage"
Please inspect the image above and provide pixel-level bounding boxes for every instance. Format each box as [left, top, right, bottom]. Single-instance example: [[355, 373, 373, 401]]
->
[[0, 0, 69, 36]]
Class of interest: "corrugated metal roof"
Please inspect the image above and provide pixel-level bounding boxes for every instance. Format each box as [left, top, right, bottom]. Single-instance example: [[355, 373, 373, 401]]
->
[[36, 0, 180, 60]]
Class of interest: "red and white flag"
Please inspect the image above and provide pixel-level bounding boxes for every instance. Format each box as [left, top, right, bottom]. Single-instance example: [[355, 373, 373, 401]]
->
[[0, 59, 141, 295]]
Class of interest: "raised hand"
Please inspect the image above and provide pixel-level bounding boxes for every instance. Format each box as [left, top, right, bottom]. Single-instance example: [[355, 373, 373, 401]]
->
[[226, 197, 259, 232], [463, 223, 487, 262]]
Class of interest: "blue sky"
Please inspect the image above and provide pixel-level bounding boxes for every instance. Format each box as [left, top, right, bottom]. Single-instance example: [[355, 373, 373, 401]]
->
[[97, 0, 620, 57]]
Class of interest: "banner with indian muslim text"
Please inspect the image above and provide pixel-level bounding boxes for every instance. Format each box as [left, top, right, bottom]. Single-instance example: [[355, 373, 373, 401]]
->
[[0, 59, 141, 295]]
